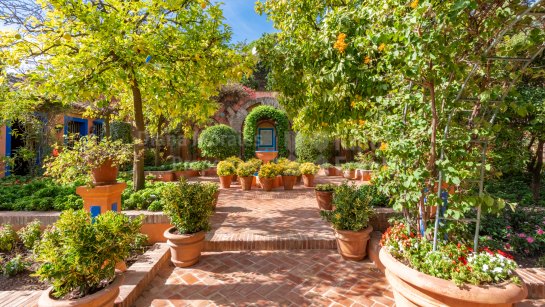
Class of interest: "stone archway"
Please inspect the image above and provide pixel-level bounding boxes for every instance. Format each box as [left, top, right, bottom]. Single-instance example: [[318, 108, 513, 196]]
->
[[242, 105, 290, 159]]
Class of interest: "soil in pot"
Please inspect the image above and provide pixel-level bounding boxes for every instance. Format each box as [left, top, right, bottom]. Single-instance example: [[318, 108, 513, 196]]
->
[[315, 190, 333, 210], [38, 272, 124, 307], [239, 176, 253, 191], [335, 226, 373, 261], [260, 177, 275, 191], [92, 160, 118, 185], [302, 174, 315, 187], [282, 176, 297, 190], [164, 227, 205, 268], [219, 175, 233, 189]]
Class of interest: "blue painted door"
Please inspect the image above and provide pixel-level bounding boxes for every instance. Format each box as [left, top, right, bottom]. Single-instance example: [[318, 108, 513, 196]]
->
[[257, 128, 276, 151]]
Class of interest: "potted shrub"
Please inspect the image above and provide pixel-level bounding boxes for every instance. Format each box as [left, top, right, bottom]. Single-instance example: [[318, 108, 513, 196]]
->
[[258, 163, 279, 191], [341, 162, 358, 180], [144, 164, 174, 182], [44, 135, 132, 186], [172, 162, 189, 180], [315, 183, 335, 210], [216, 161, 235, 189], [321, 163, 335, 176], [203, 181, 220, 210], [299, 162, 320, 187], [225, 156, 243, 182], [281, 161, 301, 190], [237, 162, 256, 191], [162, 179, 214, 267], [320, 182, 374, 261], [191, 161, 210, 176], [34, 210, 144, 307]]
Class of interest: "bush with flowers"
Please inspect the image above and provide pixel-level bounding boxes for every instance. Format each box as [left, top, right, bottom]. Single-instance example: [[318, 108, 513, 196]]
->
[[381, 222, 520, 286]]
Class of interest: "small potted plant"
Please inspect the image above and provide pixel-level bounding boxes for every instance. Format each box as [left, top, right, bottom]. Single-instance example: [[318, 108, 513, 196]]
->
[[237, 162, 257, 191], [299, 162, 320, 187], [191, 161, 210, 176], [321, 163, 335, 176], [281, 161, 301, 190], [315, 183, 335, 210], [34, 210, 144, 307], [173, 162, 189, 180], [225, 156, 243, 182], [258, 163, 279, 191], [44, 135, 132, 186], [341, 162, 358, 180], [216, 161, 235, 189], [321, 182, 374, 261], [355, 152, 377, 182], [162, 179, 214, 267]]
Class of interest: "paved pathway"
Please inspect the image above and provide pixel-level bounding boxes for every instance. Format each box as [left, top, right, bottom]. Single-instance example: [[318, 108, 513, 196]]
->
[[136, 176, 394, 306]]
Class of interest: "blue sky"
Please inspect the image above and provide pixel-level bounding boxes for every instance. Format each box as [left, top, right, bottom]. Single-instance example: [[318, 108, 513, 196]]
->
[[218, 0, 275, 44]]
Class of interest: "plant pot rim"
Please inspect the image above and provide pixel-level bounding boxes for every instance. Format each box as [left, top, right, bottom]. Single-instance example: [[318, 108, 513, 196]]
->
[[164, 227, 205, 240], [334, 226, 374, 235], [39, 272, 123, 306], [378, 248, 527, 304]]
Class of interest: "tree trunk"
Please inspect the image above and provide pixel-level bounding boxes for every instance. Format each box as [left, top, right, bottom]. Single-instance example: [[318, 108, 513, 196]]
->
[[154, 116, 163, 167], [531, 139, 544, 204], [131, 75, 146, 191]]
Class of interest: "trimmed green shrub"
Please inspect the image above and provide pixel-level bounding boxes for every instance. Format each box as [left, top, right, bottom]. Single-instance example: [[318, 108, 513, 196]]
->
[[243, 106, 290, 159], [295, 133, 334, 164], [300, 162, 320, 175], [198, 125, 240, 160], [217, 161, 236, 176], [110, 121, 133, 144], [122, 182, 169, 211], [17, 220, 42, 250], [321, 182, 375, 231], [236, 162, 257, 177]]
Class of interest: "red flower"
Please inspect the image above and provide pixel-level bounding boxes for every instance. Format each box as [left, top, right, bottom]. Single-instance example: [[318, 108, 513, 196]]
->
[[496, 249, 514, 260], [483, 247, 494, 255], [458, 256, 468, 265]]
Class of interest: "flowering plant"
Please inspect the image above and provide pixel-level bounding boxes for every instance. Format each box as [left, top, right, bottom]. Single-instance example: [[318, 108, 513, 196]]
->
[[381, 222, 520, 286], [299, 162, 319, 175], [282, 162, 301, 176], [258, 163, 280, 179]]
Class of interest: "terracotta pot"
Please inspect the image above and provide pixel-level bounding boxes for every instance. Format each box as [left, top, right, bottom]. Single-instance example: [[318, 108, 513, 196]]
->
[[315, 190, 333, 210], [91, 160, 118, 186], [212, 191, 219, 209], [146, 171, 174, 182], [174, 171, 186, 180], [334, 226, 373, 261], [219, 175, 233, 189], [302, 174, 315, 187], [368, 231, 385, 272], [164, 227, 205, 268], [38, 273, 123, 307], [206, 167, 217, 176], [232, 174, 238, 183], [379, 248, 527, 307], [255, 151, 278, 164], [259, 177, 275, 191], [361, 170, 373, 182], [186, 170, 199, 177], [355, 169, 363, 180], [239, 176, 253, 191], [282, 175, 297, 190], [343, 169, 356, 180], [199, 170, 207, 176], [325, 167, 336, 177]]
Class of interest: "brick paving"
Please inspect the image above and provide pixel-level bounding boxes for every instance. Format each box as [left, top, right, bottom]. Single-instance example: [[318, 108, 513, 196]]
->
[[134, 250, 394, 307]]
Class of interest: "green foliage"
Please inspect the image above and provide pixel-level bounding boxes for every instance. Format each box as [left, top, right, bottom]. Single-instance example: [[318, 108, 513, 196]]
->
[[247, 158, 263, 171], [295, 133, 333, 164], [44, 135, 133, 186], [191, 161, 213, 171], [299, 162, 319, 175], [17, 220, 42, 250], [144, 164, 174, 171], [360, 185, 390, 208], [321, 163, 333, 169], [162, 179, 214, 234], [236, 162, 257, 177], [34, 210, 145, 299], [258, 163, 280, 179], [3, 255, 29, 277], [224, 156, 243, 169], [341, 162, 358, 171], [216, 161, 236, 176], [0, 224, 17, 252], [321, 182, 374, 231], [198, 125, 240, 160], [122, 181, 170, 211], [243, 106, 290, 159], [282, 161, 301, 176], [110, 121, 132, 144], [315, 183, 335, 192], [0, 177, 82, 211], [485, 174, 545, 207]]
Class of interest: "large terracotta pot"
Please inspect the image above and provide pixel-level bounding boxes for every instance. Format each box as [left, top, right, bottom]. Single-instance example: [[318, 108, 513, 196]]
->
[[145, 171, 174, 182], [174, 171, 186, 180], [38, 273, 124, 307], [343, 169, 356, 180], [239, 176, 253, 191], [334, 226, 373, 261], [219, 175, 233, 189], [315, 190, 333, 210], [302, 174, 315, 187], [92, 160, 118, 186], [324, 167, 336, 176], [255, 151, 278, 164], [259, 177, 275, 191], [361, 170, 373, 182], [164, 227, 205, 267], [282, 175, 297, 190], [379, 249, 528, 307]]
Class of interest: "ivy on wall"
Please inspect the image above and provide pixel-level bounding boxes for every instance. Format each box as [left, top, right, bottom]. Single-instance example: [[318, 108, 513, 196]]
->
[[243, 105, 289, 159]]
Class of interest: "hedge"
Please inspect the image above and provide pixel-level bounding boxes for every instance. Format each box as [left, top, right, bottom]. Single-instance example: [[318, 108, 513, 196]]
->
[[295, 132, 334, 164], [198, 124, 240, 160], [243, 106, 289, 159]]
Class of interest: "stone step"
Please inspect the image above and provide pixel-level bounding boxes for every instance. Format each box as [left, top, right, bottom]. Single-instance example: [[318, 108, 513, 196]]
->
[[204, 232, 336, 251], [518, 268, 545, 299]]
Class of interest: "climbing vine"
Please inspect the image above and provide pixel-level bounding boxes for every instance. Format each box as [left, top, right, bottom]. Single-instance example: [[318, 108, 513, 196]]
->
[[243, 105, 289, 159]]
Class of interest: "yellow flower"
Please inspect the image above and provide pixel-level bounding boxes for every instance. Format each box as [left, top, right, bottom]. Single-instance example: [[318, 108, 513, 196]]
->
[[335, 213, 341, 220], [333, 33, 348, 54], [321, 122, 329, 127], [351, 101, 357, 108], [364, 56, 371, 64], [359, 120, 366, 126], [201, 1, 207, 9], [379, 143, 388, 151], [410, 0, 418, 9], [381, 165, 389, 172], [378, 43, 386, 52]]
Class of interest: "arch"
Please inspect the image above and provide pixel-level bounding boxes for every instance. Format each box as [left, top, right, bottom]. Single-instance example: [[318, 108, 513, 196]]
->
[[243, 105, 289, 159]]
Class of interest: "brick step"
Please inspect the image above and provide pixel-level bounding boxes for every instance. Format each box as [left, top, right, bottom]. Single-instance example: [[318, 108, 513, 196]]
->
[[518, 268, 545, 299], [204, 232, 336, 251], [515, 299, 545, 306]]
